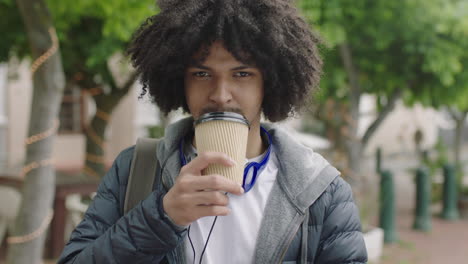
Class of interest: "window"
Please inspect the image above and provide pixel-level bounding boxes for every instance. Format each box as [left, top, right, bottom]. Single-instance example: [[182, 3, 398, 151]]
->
[[58, 85, 85, 133]]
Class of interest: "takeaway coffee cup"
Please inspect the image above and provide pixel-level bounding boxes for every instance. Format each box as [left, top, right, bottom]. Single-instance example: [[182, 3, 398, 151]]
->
[[194, 112, 250, 185]]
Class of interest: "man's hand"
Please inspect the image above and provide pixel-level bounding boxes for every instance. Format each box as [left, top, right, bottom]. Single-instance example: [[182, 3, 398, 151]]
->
[[162, 152, 244, 226]]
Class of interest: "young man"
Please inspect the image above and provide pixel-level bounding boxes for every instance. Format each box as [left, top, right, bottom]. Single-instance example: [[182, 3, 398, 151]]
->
[[59, 0, 368, 263]]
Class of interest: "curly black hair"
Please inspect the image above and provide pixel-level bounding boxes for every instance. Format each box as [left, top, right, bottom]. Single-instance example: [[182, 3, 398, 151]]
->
[[128, 0, 322, 122]]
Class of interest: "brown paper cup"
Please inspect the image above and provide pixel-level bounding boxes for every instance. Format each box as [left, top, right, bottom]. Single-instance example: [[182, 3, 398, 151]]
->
[[195, 113, 249, 185]]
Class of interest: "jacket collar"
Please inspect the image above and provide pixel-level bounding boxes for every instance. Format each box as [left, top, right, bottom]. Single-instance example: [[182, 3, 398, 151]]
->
[[261, 122, 336, 212], [254, 123, 339, 262]]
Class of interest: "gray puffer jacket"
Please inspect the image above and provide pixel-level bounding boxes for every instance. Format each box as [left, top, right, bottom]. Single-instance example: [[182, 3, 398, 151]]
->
[[58, 118, 367, 263]]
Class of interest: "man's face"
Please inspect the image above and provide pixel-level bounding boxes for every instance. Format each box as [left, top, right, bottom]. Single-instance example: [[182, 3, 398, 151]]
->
[[184, 41, 264, 129]]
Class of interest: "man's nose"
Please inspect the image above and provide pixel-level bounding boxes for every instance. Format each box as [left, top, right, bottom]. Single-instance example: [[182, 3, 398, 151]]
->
[[208, 78, 233, 105]]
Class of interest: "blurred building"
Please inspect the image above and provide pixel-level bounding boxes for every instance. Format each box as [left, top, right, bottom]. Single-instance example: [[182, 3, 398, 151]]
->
[[0, 64, 8, 169], [359, 94, 450, 156]]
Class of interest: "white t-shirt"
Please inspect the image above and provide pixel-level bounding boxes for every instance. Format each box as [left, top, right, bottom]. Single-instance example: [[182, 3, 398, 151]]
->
[[185, 150, 279, 264]]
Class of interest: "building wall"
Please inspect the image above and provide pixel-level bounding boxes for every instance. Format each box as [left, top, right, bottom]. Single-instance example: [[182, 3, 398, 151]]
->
[[6, 60, 32, 169], [107, 84, 137, 161], [0, 63, 8, 168], [360, 95, 443, 155]]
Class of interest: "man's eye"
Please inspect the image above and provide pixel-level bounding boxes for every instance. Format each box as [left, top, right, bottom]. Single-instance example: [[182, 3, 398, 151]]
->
[[193, 72, 210, 78], [234, 72, 252, 78]]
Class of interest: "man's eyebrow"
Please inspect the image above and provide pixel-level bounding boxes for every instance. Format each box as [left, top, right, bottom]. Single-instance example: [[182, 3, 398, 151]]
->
[[231, 65, 255, 71], [189, 64, 211, 70], [188, 64, 255, 70]]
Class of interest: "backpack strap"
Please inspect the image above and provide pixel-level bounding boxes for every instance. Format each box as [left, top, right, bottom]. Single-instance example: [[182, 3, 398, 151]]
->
[[300, 209, 309, 263], [124, 137, 161, 214]]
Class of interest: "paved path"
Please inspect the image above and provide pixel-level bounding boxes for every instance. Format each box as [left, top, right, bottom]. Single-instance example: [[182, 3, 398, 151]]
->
[[380, 208, 468, 264]]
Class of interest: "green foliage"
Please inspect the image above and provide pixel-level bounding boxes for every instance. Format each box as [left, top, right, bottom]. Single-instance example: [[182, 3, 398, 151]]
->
[[1, 0, 156, 86], [0, 0, 28, 61], [147, 125, 165, 139], [297, 0, 468, 111], [461, 186, 468, 196], [403, 0, 468, 110], [426, 138, 450, 168]]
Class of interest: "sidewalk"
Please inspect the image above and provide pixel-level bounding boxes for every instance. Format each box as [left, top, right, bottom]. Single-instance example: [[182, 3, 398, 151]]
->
[[380, 208, 468, 264], [377, 149, 468, 264]]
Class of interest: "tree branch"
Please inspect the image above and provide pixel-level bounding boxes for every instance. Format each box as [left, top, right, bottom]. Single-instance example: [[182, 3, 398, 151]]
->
[[448, 107, 461, 122], [362, 88, 403, 148]]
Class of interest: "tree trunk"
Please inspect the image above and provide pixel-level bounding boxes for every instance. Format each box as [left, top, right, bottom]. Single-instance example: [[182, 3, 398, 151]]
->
[[337, 43, 404, 226], [339, 43, 363, 183], [83, 73, 137, 178], [338, 42, 403, 182], [453, 110, 467, 184], [7, 0, 65, 263]]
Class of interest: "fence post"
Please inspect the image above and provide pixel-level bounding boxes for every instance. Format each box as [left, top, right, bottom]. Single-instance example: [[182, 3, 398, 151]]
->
[[379, 170, 397, 243], [441, 164, 459, 220], [413, 167, 432, 231]]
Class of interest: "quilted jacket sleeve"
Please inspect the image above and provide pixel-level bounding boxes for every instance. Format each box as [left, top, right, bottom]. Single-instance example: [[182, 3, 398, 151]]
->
[[57, 147, 186, 264], [314, 177, 368, 264]]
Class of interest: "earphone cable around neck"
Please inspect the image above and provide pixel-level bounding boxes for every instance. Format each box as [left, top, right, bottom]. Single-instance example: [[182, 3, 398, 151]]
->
[[188, 215, 219, 264], [187, 225, 196, 264]]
